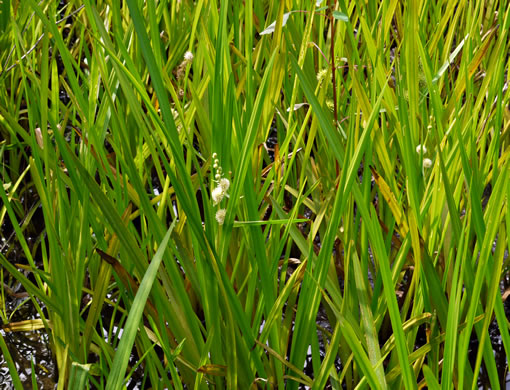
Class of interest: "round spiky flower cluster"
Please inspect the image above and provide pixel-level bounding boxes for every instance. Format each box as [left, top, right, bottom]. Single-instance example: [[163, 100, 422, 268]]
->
[[211, 153, 229, 225], [415, 144, 427, 154], [183, 51, 194, 63], [416, 144, 433, 169], [215, 209, 227, 225], [316, 68, 328, 84]]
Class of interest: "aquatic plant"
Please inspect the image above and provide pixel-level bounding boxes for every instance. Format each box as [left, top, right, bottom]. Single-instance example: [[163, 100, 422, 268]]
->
[[0, 0, 509, 388]]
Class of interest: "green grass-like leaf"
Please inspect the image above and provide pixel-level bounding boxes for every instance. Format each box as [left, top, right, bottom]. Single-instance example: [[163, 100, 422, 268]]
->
[[0, 1, 508, 388], [106, 224, 174, 390]]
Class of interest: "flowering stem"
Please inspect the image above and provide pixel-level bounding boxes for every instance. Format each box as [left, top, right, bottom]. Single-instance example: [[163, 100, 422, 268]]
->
[[328, 0, 338, 127], [328, 0, 340, 183]]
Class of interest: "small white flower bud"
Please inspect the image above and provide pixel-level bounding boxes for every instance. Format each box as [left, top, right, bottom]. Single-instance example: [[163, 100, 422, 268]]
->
[[212, 153, 217, 159], [423, 158, 433, 168], [215, 173, 221, 180]]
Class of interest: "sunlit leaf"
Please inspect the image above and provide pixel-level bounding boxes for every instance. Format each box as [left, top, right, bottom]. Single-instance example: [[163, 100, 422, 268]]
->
[[259, 11, 294, 35]]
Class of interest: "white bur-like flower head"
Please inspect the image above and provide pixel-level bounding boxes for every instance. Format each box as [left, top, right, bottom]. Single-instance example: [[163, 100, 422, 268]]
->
[[423, 158, 433, 168], [184, 51, 194, 63], [215, 209, 226, 225], [211, 186, 225, 205], [219, 178, 230, 192], [416, 144, 427, 154]]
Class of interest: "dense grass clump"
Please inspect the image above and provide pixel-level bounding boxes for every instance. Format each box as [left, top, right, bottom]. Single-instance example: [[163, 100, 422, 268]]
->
[[0, 0, 509, 388]]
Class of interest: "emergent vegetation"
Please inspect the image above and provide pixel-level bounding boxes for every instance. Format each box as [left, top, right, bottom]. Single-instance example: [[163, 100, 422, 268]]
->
[[0, 0, 509, 388]]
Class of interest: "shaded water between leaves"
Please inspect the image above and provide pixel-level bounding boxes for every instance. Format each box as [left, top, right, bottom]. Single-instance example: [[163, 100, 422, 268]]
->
[[3, 279, 510, 389]]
